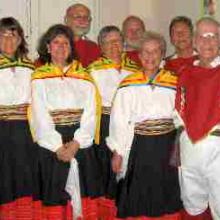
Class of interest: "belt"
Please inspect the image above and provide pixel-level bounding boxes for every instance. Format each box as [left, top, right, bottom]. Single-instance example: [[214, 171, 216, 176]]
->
[[210, 129, 220, 136], [50, 109, 83, 126], [102, 106, 111, 115], [0, 104, 28, 120], [134, 118, 175, 136]]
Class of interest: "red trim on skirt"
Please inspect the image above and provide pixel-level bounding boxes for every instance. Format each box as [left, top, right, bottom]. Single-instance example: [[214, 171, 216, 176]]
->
[[115, 212, 181, 220], [81, 197, 99, 220], [0, 196, 73, 220], [0, 196, 104, 220], [96, 197, 117, 219]]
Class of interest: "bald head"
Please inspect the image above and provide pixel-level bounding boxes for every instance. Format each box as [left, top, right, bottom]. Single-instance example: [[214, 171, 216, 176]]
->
[[65, 3, 91, 38], [66, 3, 90, 17]]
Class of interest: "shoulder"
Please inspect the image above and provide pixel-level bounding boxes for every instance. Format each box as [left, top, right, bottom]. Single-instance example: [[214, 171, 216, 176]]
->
[[78, 37, 99, 50], [84, 37, 98, 46], [165, 53, 176, 61], [119, 71, 146, 89], [19, 57, 35, 70], [67, 60, 96, 86], [156, 68, 178, 88], [122, 53, 140, 72], [31, 64, 54, 80], [87, 57, 113, 71], [0, 55, 34, 70]]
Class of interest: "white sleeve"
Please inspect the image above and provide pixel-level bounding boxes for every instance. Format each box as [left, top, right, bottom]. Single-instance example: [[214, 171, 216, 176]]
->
[[30, 80, 62, 152], [173, 109, 184, 129], [106, 87, 134, 157], [74, 83, 96, 148]]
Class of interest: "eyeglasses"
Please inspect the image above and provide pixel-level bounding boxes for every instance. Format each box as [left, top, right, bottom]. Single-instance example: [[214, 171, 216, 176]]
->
[[0, 31, 19, 40], [198, 32, 219, 41], [69, 15, 92, 22], [102, 39, 123, 46]]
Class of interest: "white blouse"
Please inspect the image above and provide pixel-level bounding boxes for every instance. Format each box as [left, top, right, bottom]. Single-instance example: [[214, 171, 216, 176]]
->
[[90, 67, 133, 107], [0, 65, 32, 105], [31, 77, 97, 152], [106, 84, 176, 157]]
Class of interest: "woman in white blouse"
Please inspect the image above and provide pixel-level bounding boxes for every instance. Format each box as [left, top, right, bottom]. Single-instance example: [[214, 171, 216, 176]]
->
[[30, 24, 102, 219], [107, 31, 182, 219], [0, 17, 36, 219], [87, 26, 139, 218]]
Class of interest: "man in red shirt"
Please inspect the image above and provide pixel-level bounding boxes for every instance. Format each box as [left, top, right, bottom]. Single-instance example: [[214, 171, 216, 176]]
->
[[64, 3, 100, 67], [165, 16, 197, 74], [176, 17, 220, 220]]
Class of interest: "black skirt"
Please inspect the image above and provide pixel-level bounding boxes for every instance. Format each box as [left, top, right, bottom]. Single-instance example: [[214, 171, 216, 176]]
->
[[36, 123, 103, 206], [117, 131, 183, 218], [0, 120, 38, 204], [95, 114, 117, 199]]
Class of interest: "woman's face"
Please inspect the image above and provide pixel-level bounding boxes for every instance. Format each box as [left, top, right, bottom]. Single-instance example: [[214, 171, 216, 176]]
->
[[0, 29, 21, 57], [48, 34, 71, 66], [101, 31, 123, 60], [139, 40, 163, 73]]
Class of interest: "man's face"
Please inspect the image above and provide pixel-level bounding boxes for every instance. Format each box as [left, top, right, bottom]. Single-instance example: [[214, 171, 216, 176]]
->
[[170, 22, 192, 51], [65, 5, 91, 37], [195, 21, 220, 64], [124, 19, 145, 49]]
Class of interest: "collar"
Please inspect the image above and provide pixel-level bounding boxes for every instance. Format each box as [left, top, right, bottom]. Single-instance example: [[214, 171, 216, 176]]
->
[[193, 55, 220, 68]]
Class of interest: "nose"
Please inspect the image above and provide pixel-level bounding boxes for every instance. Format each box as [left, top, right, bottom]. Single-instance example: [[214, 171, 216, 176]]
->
[[57, 43, 66, 49]]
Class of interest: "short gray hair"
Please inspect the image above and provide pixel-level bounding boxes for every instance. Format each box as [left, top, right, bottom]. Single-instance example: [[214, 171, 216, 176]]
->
[[139, 31, 166, 57], [66, 3, 91, 17], [98, 25, 123, 46], [195, 16, 220, 35]]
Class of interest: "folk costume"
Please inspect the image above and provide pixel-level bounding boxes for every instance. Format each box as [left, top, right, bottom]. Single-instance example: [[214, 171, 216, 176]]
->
[[176, 56, 220, 220], [30, 60, 102, 220], [75, 37, 101, 67], [164, 53, 197, 75], [106, 69, 182, 219], [126, 50, 141, 66], [0, 54, 38, 220], [87, 53, 139, 218]]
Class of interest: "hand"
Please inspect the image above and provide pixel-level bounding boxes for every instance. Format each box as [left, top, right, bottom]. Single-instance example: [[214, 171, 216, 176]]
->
[[56, 140, 79, 162], [111, 151, 122, 174], [56, 145, 68, 161], [64, 140, 80, 157]]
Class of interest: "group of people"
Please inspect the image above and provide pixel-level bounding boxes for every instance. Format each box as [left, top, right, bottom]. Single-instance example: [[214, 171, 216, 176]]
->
[[0, 2, 220, 220]]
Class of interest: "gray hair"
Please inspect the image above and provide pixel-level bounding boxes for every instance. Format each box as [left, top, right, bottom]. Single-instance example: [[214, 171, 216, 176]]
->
[[195, 16, 220, 35], [98, 25, 123, 46], [66, 3, 91, 17], [122, 15, 145, 34], [139, 31, 166, 57]]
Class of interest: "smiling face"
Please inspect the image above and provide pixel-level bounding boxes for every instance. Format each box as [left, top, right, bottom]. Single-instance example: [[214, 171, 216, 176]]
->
[[65, 5, 91, 37], [170, 21, 193, 52], [195, 20, 220, 65], [48, 34, 71, 67], [0, 29, 21, 57], [101, 31, 123, 61], [139, 39, 163, 74]]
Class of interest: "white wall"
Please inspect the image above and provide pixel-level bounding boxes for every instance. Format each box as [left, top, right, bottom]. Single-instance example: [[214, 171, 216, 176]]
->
[[155, 0, 201, 55], [0, 0, 219, 58]]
